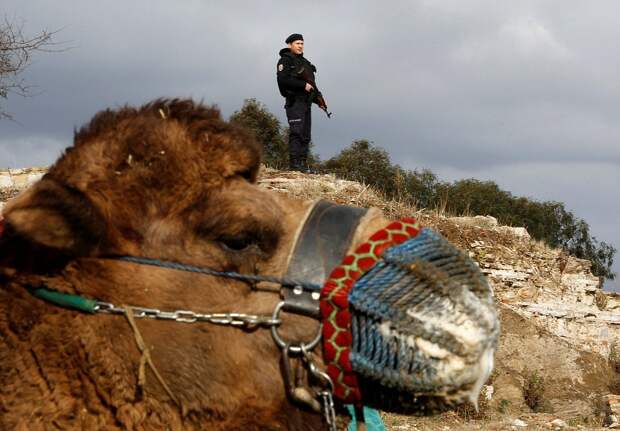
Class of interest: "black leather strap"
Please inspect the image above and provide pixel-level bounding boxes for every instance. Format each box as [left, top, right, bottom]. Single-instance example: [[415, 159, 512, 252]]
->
[[283, 200, 368, 317]]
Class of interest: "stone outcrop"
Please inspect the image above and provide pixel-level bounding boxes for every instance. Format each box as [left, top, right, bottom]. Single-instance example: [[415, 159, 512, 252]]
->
[[451, 214, 619, 358], [0, 167, 46, 189], [0, 167, 46, 214]]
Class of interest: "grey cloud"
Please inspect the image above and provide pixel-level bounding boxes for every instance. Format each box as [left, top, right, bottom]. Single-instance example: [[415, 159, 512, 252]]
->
[[2, 0, 618, 287]]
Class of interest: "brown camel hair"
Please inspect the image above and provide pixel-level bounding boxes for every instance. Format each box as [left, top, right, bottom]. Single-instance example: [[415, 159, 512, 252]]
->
[[0, 99, 386, 430]]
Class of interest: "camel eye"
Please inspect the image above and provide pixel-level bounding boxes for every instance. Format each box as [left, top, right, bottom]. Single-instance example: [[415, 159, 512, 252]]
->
[[218, 235, 254, 252]]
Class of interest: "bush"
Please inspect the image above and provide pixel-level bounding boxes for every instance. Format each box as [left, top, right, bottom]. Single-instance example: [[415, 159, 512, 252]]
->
[[235, 101, 617, 284], [609, 341, 620, 374], [523, 369, 547, 412], [596, 291, 609, 311], [590, 395, 608, 427], [497, 399, 510, 414], [324, 140, 616, 282], [455, 387, 491, 421], [229, 98, 288, 169], [322, 140, 397, 194]]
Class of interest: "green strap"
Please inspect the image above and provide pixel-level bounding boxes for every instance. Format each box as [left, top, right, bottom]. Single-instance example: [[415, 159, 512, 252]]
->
[[28, 287, 98, 313], [346, 406, 385, 431]]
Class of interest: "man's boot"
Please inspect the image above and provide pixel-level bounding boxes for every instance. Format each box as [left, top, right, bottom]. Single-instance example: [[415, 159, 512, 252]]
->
[[289, 155, 302, 172]]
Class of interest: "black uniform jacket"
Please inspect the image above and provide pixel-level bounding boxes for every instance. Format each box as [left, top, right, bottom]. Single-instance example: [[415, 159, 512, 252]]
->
[[277, 48, 316, 100]]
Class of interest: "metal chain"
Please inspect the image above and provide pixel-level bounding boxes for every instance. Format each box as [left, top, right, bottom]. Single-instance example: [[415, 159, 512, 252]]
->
[[300, 344, 337, 431], [94, 302, 281, 328], [320, 390, 337, 431]]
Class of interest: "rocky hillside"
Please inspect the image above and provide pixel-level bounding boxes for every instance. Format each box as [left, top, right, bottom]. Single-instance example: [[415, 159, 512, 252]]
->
[[2, 166, 619, 430], [258, 168, 620, 430]]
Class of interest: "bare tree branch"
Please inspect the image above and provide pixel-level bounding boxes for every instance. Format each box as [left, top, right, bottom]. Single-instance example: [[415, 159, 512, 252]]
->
[[0, 16, 61, 119]]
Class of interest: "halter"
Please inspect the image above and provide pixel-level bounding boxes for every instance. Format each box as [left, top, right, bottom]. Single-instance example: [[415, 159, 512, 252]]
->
[[2, 200, 369, 430], [3, 199, 500, 429]]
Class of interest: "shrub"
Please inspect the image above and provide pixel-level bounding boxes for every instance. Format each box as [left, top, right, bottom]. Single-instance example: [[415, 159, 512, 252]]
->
[[235, 100, 617, 283], [523, 369, 547, 412], [596, 291, 609, 311], [497, 399, 510, 414], [322, 140, 397, 195], [229, 99, 288, 169], [455, 385, 492, 421], [609, 341, 620, 374], [590, 395, 608, 427]]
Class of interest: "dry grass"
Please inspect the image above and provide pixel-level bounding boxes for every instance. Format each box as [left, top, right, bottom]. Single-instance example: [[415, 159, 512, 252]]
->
[[0, 187, 20, 202], [258, 167, 422, 220]]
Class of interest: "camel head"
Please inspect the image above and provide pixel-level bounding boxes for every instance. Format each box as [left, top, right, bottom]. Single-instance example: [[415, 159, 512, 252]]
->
[[0, 99, 499, 430]]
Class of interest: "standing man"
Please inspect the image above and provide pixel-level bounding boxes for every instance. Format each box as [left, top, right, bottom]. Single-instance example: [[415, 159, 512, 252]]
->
[[276, 33, 317, 172]]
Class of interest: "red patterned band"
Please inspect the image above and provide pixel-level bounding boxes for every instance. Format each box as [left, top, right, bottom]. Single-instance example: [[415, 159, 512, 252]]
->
[[319, 218, 421, 403]]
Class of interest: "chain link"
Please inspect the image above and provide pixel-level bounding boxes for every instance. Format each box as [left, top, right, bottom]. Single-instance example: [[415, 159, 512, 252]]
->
[[321, 390, 337, 431], [93, 302, 281, 327]]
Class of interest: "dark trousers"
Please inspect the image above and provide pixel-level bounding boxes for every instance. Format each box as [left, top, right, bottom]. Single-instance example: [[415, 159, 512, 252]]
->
[[285, 99, 311, 169]]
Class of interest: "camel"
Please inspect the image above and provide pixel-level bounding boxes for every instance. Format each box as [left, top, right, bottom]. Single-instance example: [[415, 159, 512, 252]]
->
[[0, 99, 498, 430]]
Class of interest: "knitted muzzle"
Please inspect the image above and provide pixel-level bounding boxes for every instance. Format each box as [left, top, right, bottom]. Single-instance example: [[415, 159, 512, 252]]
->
[[320, 218, 499, 413]]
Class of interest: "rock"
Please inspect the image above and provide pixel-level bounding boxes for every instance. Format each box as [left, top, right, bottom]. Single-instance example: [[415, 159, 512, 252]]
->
[[606, 395, 620, 427], [0, 168, 46, 190], [449, 215, 499, 229], [498, 226, 531, 240], [511, 418, 528, 428], [549, 419, 567, 429], [482, 384, 494, 401], [517, 285, 538, 301]]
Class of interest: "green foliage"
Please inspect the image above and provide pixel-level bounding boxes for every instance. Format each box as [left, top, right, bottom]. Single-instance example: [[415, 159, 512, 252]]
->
[[322, 140, 443, 208], [229, 98, 322, 170], [523, 369, 547, 412], [323, 139, 615, 282], [441, 179, 514, 218], [322, 140, 397, 194], [590, 395, 608, 427], [395, 166, 443, 209], [229, 98, 288, 169], [609, 340, 620, 373], [497, 399, 510, 413], [440, 179, 616, 281], [230, 99, 616, 283]]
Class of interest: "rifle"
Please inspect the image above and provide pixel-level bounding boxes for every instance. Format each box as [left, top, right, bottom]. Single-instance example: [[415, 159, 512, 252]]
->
[[297, 66, 332, 118]]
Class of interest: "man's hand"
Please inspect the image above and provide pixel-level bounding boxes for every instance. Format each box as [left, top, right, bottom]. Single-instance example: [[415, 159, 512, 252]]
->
[[304, 83, 314, 92]]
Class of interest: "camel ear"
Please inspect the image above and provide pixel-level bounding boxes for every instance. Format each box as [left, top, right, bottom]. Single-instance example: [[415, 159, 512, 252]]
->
[[2, 177, 106, 255]]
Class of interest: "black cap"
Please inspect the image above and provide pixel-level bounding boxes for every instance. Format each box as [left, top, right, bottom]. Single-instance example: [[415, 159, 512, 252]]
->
[[285, 33, 304, 44]]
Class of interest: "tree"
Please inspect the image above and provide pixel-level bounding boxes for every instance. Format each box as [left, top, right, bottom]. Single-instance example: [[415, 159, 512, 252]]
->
[[229, 98, 288, 169], [323, 140, 397, 193], [230, 108, 617, 284], [0, 17, 55, 119], [442, 179, 616, 282], [323, 140, 616, 283]]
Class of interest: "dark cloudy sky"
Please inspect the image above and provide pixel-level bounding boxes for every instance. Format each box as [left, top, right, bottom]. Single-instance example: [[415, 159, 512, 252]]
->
[[2, 1, 619, 289]]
